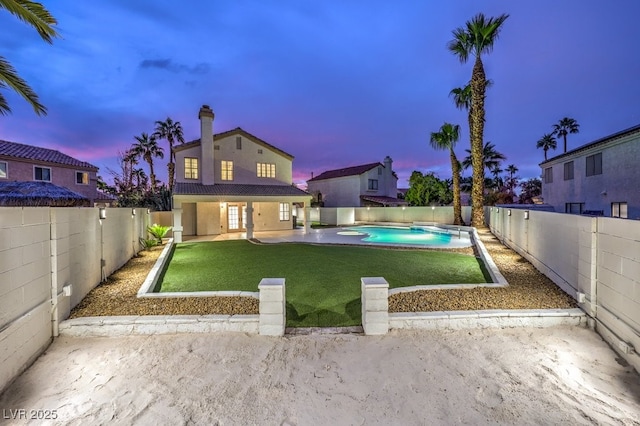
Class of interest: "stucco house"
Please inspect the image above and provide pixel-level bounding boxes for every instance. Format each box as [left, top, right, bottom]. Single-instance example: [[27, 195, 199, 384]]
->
[[171, 105, 312, 242], [0, 140, 112, 206], [540, 123, 640, 219], [306, 157, 407, 207]]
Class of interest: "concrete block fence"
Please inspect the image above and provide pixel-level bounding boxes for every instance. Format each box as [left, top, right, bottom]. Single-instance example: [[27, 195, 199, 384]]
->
[[0, 207, 149, 393]]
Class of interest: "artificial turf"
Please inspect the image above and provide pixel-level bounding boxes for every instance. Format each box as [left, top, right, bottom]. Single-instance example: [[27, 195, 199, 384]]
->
[[158, 240, 489, 327]]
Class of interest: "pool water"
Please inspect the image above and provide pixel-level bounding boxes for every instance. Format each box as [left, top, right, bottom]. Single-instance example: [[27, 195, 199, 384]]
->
[[343, 225, 454, 246]]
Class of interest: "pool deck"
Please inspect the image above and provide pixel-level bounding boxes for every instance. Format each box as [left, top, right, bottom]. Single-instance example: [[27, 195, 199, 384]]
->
[[184, 226, 473, 249]]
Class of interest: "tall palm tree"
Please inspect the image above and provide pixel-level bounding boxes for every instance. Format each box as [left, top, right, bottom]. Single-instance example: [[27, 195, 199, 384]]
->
[[505, 164, 518, 196], [537, 133, 557, 161], [0, 1, 59, 115], [462, 141, 506, 171], [153, 117, 185, 192], [552, 117, 580, 153], [489, 164, 503, 190], [430, 122, 464, 225], [448, 12, 509, 227], [122, 148, 139, 188], [131, 133, 164, 190]]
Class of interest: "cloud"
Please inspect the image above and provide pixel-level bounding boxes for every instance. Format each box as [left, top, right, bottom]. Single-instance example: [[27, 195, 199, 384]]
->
[[139, 59, 210, 75]]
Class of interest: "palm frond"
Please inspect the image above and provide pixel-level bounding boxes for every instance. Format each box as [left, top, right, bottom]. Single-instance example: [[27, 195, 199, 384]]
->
[[0, 0, 59, 43], [0, 56, 46, 115]]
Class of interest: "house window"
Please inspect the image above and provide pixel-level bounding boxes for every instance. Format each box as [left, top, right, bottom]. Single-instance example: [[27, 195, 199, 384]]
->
[[185, 157, 198, 179], [0, 161, 7, 178], [76, 171, 89, 185], [586, 153, 602, 176], [544, 167, 553, 184], [563, 161, 574, 181], [214, 145, 220, 151], [34, 166, 51, 182], [565, 203, 584, 214], [236, 136, 242, 150], [258, 149, 263, 154], [368, 179, 378, 190], [279, 202, 290, 221], [257, 163, 276, 178], [221, 160, 233, 181], [611, 202, 628, 219]]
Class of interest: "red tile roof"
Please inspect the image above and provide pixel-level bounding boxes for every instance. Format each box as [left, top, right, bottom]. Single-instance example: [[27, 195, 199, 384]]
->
[[0, 140, 98, 170], [360, 195, 408, 206], [308, 162, 381, 182]]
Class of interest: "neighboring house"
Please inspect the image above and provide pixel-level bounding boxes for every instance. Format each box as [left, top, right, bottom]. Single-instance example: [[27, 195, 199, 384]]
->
[[172, 105, 312, 242], [540, 123, 640, 219], [0, 140, 112, 206], [0, 181, 89, 207], [306, 157, 407, 207]]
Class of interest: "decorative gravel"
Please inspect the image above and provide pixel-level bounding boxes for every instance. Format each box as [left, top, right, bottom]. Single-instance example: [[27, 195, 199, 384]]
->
[[70, 229, 576, 318]]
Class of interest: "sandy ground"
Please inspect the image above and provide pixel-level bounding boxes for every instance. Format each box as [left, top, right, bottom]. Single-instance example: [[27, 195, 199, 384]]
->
[[1, 326, 638, 425]]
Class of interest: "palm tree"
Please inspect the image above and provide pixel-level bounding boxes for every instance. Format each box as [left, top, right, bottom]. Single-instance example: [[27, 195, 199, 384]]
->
[[430, 122, 464, 225], [131, 133, 164, 190], [122, 148, 139, 188], [552, 117, 580, 153], [153, 117, 185, 191], [448, 12, 509, 227], [0, 1, 59, 115], [489, 164, 503, 190], [537, 133, 557, 161], [462, 141, 506, 171], [505, 164, 518, 196]]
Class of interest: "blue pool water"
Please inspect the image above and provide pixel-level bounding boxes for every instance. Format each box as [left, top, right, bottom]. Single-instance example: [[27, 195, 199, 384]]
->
[[343, 225, 453, 246]]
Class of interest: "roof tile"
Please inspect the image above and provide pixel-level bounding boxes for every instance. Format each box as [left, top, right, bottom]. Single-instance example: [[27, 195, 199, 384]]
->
[[0, 140, 98, 170]]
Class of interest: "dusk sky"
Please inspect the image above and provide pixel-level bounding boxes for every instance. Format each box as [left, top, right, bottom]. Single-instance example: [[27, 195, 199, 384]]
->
[[1, 1, 639, 188]]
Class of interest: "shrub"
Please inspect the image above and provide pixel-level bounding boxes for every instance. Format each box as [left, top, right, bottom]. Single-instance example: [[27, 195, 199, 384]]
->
[[147, 223, 172, 244], [139, 238, 158, 251]]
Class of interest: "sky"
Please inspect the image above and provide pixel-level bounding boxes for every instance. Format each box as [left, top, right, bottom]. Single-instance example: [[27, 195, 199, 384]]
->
[[1, 1, 640, 189]]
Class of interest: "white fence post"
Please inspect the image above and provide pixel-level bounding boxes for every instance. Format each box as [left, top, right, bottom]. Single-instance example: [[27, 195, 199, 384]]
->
[[361, 277, 389, 335], [258, 278, 286, 336]]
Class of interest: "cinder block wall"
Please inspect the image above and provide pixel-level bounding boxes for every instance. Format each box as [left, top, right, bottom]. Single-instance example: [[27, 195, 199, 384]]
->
[[0, 207, 149, 393], [486, 207, 640, 371]]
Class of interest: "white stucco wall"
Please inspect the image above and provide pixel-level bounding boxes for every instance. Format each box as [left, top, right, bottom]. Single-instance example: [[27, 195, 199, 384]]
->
[[541, 131, 640, 218], [307, 175, 362, 207]]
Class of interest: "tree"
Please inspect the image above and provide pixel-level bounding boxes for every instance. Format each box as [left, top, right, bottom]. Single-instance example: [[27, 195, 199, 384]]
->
[[405, 171, 452, 207], [462, 141, 506, 171], [488, 164, 503, 190], [131, 132, 164, 190], [552, 117, 579, 153], [505, 164, 519, 197], [153, 117, 185, 192], [448, 12, 509, 227], [519, 178, 542, 204], [0, 1, 59, 115], [429, 122, 464, 225], [536, 133, 557, 161]]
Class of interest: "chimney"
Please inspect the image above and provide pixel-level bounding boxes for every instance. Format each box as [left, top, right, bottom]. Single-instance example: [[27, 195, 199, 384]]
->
[[199, 105, 215, 184], [383, 156, 394, 197]]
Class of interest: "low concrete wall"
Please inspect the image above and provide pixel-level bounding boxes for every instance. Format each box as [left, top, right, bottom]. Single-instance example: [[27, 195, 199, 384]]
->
[[300, 206, 473, 226], [486, 206, 640, 372], [0, 207, 149, 393]]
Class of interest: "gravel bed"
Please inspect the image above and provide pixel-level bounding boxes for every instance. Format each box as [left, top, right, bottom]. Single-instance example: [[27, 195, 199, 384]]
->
[[70, 229, 576, 318]]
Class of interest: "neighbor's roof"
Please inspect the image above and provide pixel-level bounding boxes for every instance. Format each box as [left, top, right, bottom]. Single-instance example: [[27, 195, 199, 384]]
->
[[174, 127, 294, 160], [540, 123, 640, 165], [360, 195, 408, 206], [174, 182, 310, 197], [308, 162, 381, 182], [0, 140, 98, 170], [0, 181, 90, 207]]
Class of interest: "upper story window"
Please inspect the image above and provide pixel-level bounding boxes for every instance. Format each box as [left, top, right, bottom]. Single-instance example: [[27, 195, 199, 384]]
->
[[221, 160, 233, 181], [0, 161, 7, 179], [258, 149, 263, 154], [279, 202, 290, 221], [236, 136, 242, 150], [257, 163, 276, 178], [185, 157, 198, 179], [544, 167, 553, 184], [368, 179, 378, 190], [586, 152, 602, 176], [611, 202, 627, 219], [34, 166, 51, 182], [563, 161, 574, 181], [76, 171, 89, 185], [214, 145, 220, 151]]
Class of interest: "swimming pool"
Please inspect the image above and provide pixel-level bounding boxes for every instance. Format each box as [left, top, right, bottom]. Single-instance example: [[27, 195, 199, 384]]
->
[[338, 225, 469, 247]]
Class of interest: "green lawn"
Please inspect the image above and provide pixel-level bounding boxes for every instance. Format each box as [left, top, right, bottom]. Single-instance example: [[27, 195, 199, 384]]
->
[[158, 241, 489, 327]]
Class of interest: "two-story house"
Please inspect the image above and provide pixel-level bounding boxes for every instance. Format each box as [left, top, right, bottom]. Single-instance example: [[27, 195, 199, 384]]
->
[[172, 105, 312, 242], [306, 157, 407, 207], [540, 123, 640, 219], [0, 140, 111, 206]]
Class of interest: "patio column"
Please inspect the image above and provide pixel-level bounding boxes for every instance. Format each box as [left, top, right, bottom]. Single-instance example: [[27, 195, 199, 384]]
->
[[246, 201, 254, 239], [172, 201, 183, 243], [304, 206, 310, 234]]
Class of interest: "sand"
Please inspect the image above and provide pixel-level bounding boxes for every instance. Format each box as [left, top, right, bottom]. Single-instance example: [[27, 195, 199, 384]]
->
[[1, 326, 638, 425]]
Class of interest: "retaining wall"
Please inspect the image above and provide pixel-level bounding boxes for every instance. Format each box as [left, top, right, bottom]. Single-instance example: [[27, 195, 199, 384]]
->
[[0, 207, 149, 393]]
